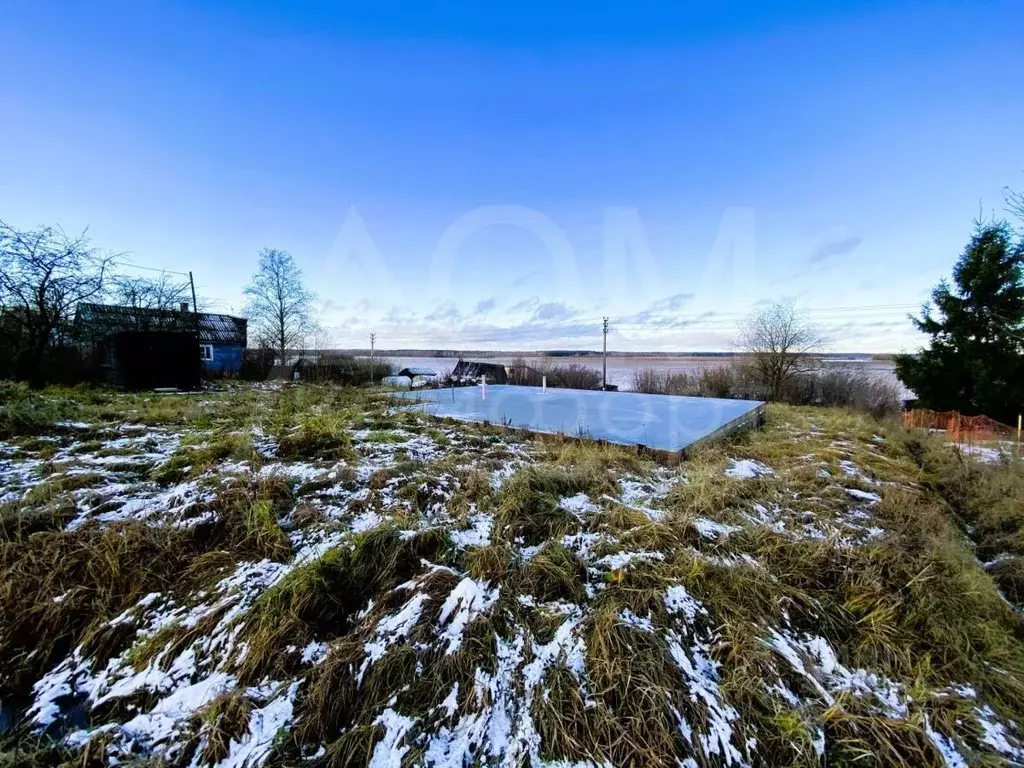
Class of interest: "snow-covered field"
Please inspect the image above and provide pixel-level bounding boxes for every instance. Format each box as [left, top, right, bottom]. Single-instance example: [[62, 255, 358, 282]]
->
[[1, 385, 1022, 767]]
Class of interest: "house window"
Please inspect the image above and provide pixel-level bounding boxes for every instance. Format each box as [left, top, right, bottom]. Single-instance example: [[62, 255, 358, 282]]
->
[[199, 344, 213, 362]]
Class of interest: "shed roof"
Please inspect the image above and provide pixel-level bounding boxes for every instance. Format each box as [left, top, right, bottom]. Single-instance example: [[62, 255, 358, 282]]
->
[[397, 367, 438, 377], [75, 303, 247, 345], [451, 360, 508, 383]]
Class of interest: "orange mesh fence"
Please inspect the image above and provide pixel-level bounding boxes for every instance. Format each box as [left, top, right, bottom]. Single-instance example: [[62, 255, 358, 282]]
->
[[902, 409, 1017, 448]]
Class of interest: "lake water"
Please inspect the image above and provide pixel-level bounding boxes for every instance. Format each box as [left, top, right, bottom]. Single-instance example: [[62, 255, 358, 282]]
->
[[378, 355, 906, 395]]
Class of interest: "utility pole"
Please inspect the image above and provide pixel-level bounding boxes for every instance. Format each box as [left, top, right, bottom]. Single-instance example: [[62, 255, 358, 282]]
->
[[602, 317, 609, 390], [370, 333, 376, 384]]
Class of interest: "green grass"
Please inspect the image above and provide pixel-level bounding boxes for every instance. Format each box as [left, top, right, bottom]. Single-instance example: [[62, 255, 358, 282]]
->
[[150, 431, 259, 483]]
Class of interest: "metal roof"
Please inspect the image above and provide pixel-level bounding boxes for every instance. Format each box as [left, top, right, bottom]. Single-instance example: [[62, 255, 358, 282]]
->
[[398, 367, 438, 377], [75, 303, 247, 345]]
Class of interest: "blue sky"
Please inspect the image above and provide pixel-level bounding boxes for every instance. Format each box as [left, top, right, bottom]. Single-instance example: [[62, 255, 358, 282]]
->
[[1, 0, 1021, 352]]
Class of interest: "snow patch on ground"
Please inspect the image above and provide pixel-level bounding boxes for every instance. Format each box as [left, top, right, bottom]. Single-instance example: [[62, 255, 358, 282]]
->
[[724, 459, 774, 479], [437, 578, 500, 654]]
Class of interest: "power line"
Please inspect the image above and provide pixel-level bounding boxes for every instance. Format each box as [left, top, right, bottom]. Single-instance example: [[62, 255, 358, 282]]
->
[[111, 258, 191, 278]]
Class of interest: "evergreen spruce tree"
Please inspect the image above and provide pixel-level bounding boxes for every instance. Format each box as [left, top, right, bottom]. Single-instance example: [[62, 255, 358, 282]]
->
[[895, 223, 1024, 423]]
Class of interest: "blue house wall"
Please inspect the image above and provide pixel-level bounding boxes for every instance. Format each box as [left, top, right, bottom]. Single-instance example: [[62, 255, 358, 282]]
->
[[202, 343, 243, 374]]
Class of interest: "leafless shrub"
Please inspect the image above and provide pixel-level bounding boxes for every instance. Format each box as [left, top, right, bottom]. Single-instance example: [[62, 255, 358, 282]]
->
[[695, 367, 734, 398], [631, 368, 666, 394], [632, 362, 902, 417], [737, 300, 825, 400], [299, 354, 394, 385], [507, 356, 544, 386], [543, 362, 602, 390], [815, 367, 903, 418]]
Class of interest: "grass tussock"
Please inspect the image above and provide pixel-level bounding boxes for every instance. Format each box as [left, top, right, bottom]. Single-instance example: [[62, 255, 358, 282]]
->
[[0, 522, 204, 711], [520, 543, 588, 603], [494, 465, 614, 546], [0, 479, 294, 711], [548, 438, 654, 476], [236, 527, 452, 685], [209, 477, 294, 561], [189, 689, 253, 765], [277, 415, 356, 462], [0, 474, 99, 539], [904, 432, 1024, 607], [151, 431, 259, 483]]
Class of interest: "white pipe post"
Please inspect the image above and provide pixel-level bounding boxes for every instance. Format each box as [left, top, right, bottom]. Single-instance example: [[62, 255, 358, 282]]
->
[[369, 333, 375, 385], [602, 316, 609, 390], [481, 374, 487, 399], [542, 375, 547, 393]]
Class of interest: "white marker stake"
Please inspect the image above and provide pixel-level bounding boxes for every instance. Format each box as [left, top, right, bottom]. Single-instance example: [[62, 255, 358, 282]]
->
[[542, 375, 547, 393], [481, 375, 487, 400]]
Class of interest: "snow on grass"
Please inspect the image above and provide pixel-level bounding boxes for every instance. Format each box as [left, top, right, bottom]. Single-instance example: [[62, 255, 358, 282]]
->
[[257, 461, 331, 484], [26, 529, 343, 764], [66, 477, 215, 531], [369, 705, 418, 768], [560, 532, 609, 561], [975, 705, 1024, 760], [594, 550, 665, 571], [693, 518, 741, 540], [764, 629, 913, 720], [361, 592, 431, 680], [354, 430, 445, 465], [10, 390, 1024, 768], [438, 683, 460, 718], [618, 608, 654, 633], [300, 641, 329, 665], [662, 593, 750, 766], [664, 585, 706, 623], [118, 670, 236, 750], [924, 715, 969, 768], [351, 509, 385, 533], [957, 444, 1009, 464], [449, 512, 493, 549], [743, 496, 887, 547], [558, 493, 600, 517], [615, 471, 677, 520], [724, 459, 774, 479], [421, 609, 592, 767], [437, 577, 500, 654], [846, 488, 882, 504]]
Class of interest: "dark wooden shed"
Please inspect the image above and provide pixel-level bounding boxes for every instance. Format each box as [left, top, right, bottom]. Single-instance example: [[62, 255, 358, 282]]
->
[[450, 360, 508, 385]]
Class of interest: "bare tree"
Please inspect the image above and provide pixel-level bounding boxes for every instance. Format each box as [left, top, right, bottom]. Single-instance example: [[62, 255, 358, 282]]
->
[[244, 248, 315, 365], [1007, 183, 1024, 226], [737, 300, 825, 400], [108, 273, 195, 331], [310, 321, 333, 355], [0, 220, 113, 385]]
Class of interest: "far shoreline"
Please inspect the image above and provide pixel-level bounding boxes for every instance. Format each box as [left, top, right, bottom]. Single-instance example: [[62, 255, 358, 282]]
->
[[329, 349, 897, 362]]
